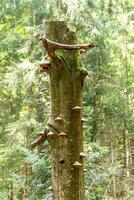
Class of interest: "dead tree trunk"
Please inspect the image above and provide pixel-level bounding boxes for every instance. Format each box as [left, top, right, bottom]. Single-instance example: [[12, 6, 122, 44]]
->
[[35, 21, 97, 200], [45, 21, 85, 200]]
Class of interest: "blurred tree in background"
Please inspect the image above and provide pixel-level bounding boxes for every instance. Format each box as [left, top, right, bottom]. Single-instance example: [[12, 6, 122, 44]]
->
[[0, 0, 133, 199]]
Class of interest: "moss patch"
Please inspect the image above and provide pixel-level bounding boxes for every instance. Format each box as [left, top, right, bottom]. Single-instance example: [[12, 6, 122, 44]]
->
[[55, 49, 87, 76]]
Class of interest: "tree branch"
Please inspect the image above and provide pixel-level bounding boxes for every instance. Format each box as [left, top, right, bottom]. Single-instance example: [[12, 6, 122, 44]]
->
[[39, 36, 98, 51], [30, 128, 49, 149], [29, 122, 59, 149]]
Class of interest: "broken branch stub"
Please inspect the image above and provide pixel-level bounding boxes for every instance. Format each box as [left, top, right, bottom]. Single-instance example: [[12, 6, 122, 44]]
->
[[30, 134, 46, 149], [39, 61, 50, 73], [30, 128, 49, 149], [55, 116, 64, 124]]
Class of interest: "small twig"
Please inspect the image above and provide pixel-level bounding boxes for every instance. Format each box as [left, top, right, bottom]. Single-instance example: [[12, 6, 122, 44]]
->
[[39, 36, 98, 51]]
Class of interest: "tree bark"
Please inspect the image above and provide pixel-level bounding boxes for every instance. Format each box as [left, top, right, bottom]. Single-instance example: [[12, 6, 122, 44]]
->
[[43, 21, 87, 200], [110, 124, 116, 200]]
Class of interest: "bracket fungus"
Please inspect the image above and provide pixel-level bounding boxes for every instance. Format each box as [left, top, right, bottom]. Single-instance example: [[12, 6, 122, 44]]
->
[[47, 131, 55, 137], [83, 125, 87, 129], [73, 161, 82, 168], [58, 132, 68, 138], [55, 116, 64, 123], [81, 118, 87, 123], [72, 106, 82, 112], [79, 152, 86, 158], [80, 49, 85, 54], [48, 186, 53, 191]]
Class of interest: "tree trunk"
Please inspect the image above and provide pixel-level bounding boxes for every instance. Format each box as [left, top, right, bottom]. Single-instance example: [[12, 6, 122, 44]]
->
[[44, 21, 86, 200], [110, 124, 116, 199]]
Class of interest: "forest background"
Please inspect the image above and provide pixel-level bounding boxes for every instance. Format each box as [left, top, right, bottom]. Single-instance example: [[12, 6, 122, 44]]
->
[[0, 0, 134, 199]]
